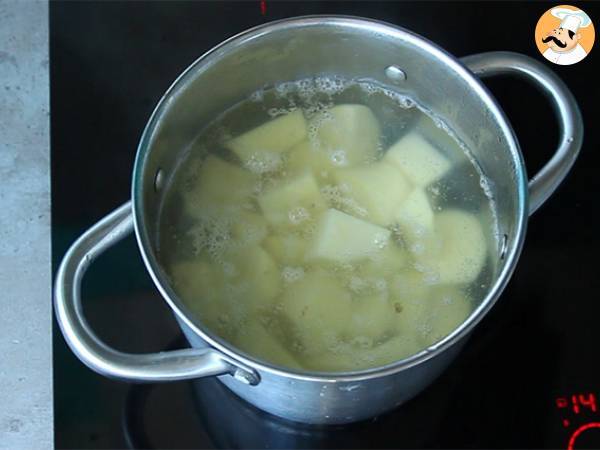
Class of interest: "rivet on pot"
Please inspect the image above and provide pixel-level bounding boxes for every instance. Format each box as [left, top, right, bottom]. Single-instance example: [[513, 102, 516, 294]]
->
[[384, 65, 407, 82], [233, 368, 260, 386], [154, 169, 164, 193]]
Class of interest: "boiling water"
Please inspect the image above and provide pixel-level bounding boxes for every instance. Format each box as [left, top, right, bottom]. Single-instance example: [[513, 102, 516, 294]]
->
[[158, 77, 498, 372]]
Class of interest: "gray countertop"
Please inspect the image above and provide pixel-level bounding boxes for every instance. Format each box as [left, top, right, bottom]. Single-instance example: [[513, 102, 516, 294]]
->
[[0, 0, 52, 448]]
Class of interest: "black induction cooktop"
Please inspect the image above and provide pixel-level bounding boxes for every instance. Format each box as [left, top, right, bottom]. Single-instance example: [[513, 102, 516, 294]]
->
[[51, 1, 600, 448]]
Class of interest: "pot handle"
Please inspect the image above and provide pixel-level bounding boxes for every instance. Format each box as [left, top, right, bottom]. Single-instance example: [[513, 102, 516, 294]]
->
[[54, 202, 260, 385], [461, 51, 583, 215]]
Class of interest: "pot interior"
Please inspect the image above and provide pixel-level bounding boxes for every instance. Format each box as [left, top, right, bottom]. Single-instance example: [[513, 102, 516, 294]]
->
[[132, 16, 527, 371]]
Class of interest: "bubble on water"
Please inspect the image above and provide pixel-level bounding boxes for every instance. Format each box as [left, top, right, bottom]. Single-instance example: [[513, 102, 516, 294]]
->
[[267, 106, 297, 118], [349, 276, 368, 293], [351, 335, 373, 349], [250, 89, 264, 102], [288, 206, 310, 224], [373, 278, 387, 292], [330, 149, 348, 167], [282, 266, 305, 283], [373, 232, 389, 249], [244, 153, 282, 174], [410, 242, 425, 255]]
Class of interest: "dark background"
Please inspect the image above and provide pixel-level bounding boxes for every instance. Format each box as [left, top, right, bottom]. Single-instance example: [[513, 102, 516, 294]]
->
[[51, 1, 600, 449]]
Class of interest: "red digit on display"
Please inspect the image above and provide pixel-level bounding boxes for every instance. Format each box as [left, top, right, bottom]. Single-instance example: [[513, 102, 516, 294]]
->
[[557, 397, 569, 409], [579, 393, 598, 413], [572, 395, 581, 414]]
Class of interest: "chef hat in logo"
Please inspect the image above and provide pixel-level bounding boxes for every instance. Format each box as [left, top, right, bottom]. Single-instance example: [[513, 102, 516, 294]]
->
[[551, 7, 592, 33]]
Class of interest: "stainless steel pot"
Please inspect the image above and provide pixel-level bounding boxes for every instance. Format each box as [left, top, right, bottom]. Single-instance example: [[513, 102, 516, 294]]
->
[[55, 16, 582, 424]]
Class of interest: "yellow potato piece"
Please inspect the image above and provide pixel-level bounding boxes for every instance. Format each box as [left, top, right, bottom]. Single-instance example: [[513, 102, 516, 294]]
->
[[348, 292, 397, 340], [286, 140, 336, 182], [263, 233, 306, 266], [233, 320, 303, 370], [360, 242, 409, 279], [333, 162, 412, 226], [223, 245, 281, 310], [230, 211, 268, 245], [307, 208, 391, 264], [181, 155, 257, 220], [312, 104, 381, 166], [385, 132, 451, 187], [421, 287, 472, 347], [257, 170, 327, 229], [282, 270, 353, 355], [395, 189, 434, 239], [226, 110, 307, 172], [419, 210, 487, 284], [169, 259, 242, 336]]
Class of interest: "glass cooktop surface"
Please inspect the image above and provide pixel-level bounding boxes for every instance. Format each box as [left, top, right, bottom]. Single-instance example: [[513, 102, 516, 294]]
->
[[51, 1, 600, 448]]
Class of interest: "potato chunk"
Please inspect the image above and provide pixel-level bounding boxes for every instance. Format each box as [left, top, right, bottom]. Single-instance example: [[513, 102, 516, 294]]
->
[[333, 162, 411, 226], [233, 320, 302, 370], [395, 189, 434, 238], [312, 104, 380, 166], [263, 233, 306, 266], [257, 171, 327, 229], [286, 140, 336, 182], [307, 209, 391, 263], [385, 132, 451, 187], [230, 212, 268, 245], [226, 110, 307, 172], [421, 287, 472, 346], [169, 259, 242, 336], [349, 292, 397, 340], [182, 156, 257, 220], [223, 245, 281, 309], [419, 210, 487, 284], [282, 271, 352, 354], [359, 243, 409, 279]]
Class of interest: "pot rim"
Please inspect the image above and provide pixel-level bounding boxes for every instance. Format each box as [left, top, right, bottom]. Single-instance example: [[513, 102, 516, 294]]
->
[[132, 15, 528, 383]]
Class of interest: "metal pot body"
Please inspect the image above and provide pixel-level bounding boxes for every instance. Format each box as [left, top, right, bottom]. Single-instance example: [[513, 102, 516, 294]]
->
[[54, 17, 582, 425], [178, 316, 465, 423]]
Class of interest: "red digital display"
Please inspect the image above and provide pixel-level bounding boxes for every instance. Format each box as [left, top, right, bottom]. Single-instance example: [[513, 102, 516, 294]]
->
[[556, 393, 598, 417], [555, 392, 599, 449], [260, 0, 267, 16]]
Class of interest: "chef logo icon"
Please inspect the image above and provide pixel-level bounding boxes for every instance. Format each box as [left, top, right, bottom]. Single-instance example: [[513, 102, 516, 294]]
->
[[535, 5, 595, 65]]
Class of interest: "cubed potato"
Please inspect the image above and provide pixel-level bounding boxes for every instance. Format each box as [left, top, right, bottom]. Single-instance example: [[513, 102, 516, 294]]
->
[[226, 110, 307, 171], [333, 162, 411, 226], [286, 140, 336, 182], [233, 320, 303, 370], [224, 245, 281, 310], [230, 211, 268, 245], [389, 269, 432, 339], [182, 155, 258, 220], [303, 332, 422, 372], [348, 292, 397, 340], [312, 104, 381, 166], [385, 132, 451, 187], [420, 287, 472, 347], [395, 189, 434, 239], [360, 242, 409, 279], [169, 258, 243, 336], [419, 210, 487, 284], [263, 233, 306, 266], [169, 258, 220, 304], [307, 209, 391, 264], [282, 270, 353, 355], [257, 171, 327, 229]]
